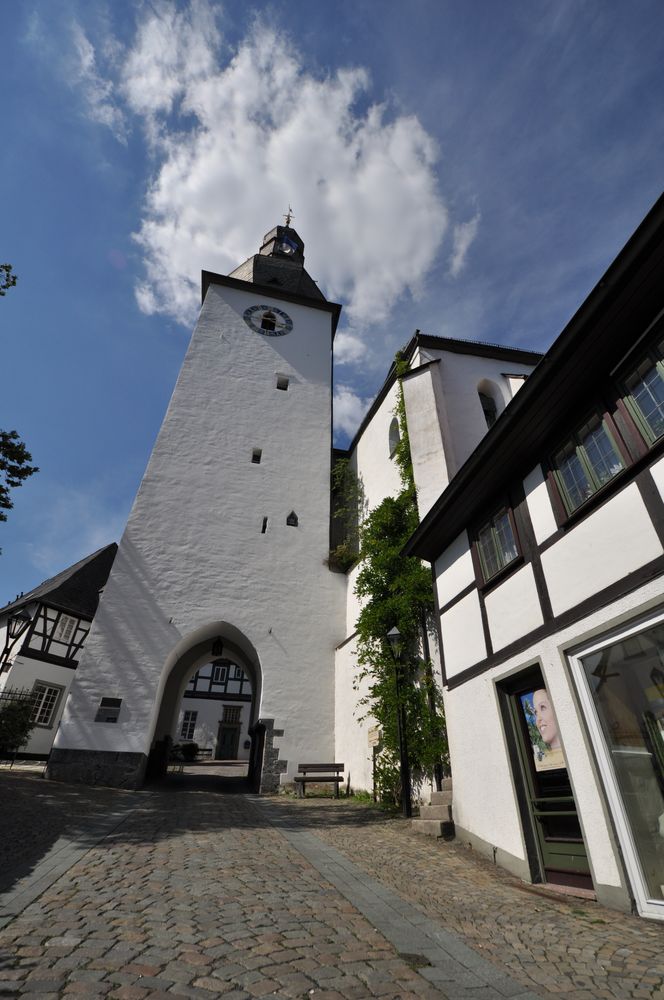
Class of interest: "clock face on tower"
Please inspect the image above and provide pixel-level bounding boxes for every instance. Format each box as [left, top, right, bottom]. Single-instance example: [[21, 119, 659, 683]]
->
[[243, 304, 293, 337]]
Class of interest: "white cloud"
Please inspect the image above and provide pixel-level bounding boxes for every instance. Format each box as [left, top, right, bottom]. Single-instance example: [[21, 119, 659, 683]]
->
[[72, 3, 448, 329], [334, 330, 368, 366], [448, 212, 480, 277], [449, 212, 481, 278], [71, 22, 128, 144], [333, 385, 372, 438]]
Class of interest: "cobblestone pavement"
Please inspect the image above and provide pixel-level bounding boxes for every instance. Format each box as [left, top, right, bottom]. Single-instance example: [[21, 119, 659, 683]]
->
[[0, 773, 662, 1000], [281, 798, 664, 1000]]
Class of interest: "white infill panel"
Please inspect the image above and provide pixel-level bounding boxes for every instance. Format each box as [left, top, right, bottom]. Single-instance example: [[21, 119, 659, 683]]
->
[[523, 464, 558, 544], [440, 590, 486, 680], [542, 484, 663, 617], [435, 531, 474, 609], [484, 563, 543, 651]]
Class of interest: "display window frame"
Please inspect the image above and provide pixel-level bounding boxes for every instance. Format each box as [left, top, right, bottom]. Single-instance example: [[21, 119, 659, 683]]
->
[[568, 606, 664, 922]]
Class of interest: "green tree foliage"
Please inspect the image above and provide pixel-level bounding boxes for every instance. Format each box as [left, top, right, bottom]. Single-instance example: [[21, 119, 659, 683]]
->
[[354, 354, 448, 804], [0, 264, 17, 296], [1, 430, 38, 525], [0, 267, 38, 547], [328, 457, 366, 572], [0, 696, 35, 756]]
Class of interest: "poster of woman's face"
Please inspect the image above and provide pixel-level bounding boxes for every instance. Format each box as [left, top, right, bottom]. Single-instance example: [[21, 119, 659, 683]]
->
[[520, 687, 567, 772]]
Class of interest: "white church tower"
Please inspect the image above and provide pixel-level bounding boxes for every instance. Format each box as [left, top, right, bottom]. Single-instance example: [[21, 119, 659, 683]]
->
[[49, 222, 346, 789]]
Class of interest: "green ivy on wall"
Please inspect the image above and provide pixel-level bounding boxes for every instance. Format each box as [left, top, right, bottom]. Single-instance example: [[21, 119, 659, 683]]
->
[[354, 354, 448, 805]]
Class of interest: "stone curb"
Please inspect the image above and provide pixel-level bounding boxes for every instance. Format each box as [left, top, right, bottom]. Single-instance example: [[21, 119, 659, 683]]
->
[[248, 795, 542, 1000]]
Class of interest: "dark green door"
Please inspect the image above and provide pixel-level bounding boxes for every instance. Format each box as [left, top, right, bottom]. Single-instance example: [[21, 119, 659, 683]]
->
[[216, 724, 240, 760], [506, 671, 592, 890]]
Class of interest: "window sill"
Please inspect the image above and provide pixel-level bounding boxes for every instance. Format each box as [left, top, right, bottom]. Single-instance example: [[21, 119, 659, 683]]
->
[[478, 554, 525, 595], [553, 434, 664, 532]]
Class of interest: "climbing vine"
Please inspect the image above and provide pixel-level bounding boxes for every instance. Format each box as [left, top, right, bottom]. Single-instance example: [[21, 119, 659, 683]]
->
[[354, 354, 448, 805]]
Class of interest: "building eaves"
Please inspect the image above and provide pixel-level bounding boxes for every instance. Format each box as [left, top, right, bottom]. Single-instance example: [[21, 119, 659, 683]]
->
[[404, 191, 664, 563]]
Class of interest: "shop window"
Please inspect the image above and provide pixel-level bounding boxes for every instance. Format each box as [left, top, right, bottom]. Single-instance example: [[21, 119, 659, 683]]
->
[[624, 338, 664, 444], [572, 619, 664, 914], [30, 681, 64, 728], [181, 710, 197, 740], [552, 414, 624, 514], [388, 417, 400, 457], [476, 508, 519, 582]]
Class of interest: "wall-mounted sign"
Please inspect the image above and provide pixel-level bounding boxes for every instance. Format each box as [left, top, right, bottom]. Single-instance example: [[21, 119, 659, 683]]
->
[[368, 725, 381, 748]]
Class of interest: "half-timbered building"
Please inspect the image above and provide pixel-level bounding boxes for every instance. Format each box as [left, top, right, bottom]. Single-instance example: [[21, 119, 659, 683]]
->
[[405, 193, 664, 920], [0, 544, 117, 757]]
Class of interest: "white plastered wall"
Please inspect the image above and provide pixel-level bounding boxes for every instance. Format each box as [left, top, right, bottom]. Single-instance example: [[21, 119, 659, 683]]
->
[[175, 698, 252, 760], [401, 364, 451, 518], [444, 576, 664, 891], [3, 656, 73, 755], [350, 381, 403, 517], [417, 348, 536, 476], [55, 282, 347, 779], [334, 636, 375, 792], [541, 484, 663, 616]]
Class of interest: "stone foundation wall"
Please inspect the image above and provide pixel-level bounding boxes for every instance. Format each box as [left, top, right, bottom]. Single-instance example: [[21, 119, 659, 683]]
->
[[259, 719, 287, 793], [47, 748, 147, 789]]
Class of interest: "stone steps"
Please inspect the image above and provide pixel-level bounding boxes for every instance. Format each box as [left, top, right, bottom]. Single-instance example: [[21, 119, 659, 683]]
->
[[411, 779, 455, 840]]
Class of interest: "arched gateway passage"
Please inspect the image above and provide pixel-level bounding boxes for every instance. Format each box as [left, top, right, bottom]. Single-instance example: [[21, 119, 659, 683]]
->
[[146, 622, 266, 791]]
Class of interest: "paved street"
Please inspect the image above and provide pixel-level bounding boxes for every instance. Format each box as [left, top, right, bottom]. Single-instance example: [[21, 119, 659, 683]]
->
[[0, 769, 663, 999]]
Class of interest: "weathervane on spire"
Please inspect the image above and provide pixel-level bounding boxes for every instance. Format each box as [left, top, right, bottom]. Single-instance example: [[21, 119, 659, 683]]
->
[[284, 205, 294, 227]]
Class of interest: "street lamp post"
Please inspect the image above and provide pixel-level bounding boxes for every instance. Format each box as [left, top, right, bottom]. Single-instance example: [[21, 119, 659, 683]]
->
[[386, 626, 412, 818]]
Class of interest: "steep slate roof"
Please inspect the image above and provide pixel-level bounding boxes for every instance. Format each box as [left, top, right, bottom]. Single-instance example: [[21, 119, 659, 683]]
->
[[229, 254, 325, 301], [0, 543, 117, 619]]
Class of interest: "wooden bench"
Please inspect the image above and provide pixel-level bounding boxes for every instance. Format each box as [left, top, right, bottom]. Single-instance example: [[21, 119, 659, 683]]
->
[[294, 763, 344, 798]]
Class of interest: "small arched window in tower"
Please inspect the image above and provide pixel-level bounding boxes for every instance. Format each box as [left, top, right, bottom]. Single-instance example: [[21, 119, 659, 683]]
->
[[479, 391, 498, 429], [286, 511, 298, 527], [261, 310, 276, 332], [388, 417, 400, 457]]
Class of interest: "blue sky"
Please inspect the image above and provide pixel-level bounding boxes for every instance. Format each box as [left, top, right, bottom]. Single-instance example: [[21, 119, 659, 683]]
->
[[2, 0, 664, 602]]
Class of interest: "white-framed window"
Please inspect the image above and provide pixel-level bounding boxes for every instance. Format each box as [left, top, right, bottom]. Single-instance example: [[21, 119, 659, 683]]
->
[[213, 663, 227, 683], [30, 682, 64, 728], [234, 665, 244, 680], [223, 705, 242, 724], [568, 609, 664, 921], [54, 613, 77, 644], [181, 710, 197, 740]]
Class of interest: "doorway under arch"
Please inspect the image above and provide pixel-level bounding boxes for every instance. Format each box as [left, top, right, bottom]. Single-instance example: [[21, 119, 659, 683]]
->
[[146, 622, 269, 791]]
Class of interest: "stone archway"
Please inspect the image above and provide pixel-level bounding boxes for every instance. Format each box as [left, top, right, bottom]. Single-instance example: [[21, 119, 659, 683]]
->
[[146, 622, 270, 789]]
